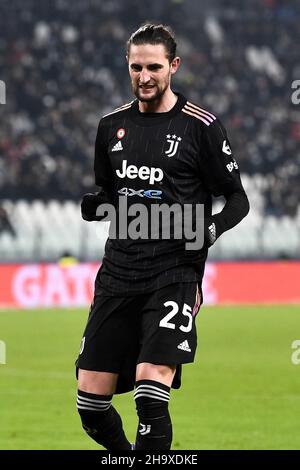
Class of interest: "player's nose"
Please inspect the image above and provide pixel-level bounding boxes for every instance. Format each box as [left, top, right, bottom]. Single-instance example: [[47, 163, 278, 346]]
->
[[139, 69, 151, 84]]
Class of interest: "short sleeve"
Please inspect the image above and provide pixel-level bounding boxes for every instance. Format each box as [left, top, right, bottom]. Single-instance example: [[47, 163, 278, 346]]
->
[[199, 119, 245, 197]]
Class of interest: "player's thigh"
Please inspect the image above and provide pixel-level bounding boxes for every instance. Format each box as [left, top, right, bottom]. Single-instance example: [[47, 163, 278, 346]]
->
[[136, 362, 176, 387], [76, 292, 139, 375], [138, 282, 201, 367], [78, 369, 118, 395]]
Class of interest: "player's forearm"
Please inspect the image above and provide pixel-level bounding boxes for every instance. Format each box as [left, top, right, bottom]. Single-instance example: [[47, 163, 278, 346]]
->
[[206, 190, 250, 245], [215, 189, 250, 233]]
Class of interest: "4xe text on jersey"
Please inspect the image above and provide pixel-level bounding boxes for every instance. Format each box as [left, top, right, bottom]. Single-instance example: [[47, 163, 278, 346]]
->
[[118, 187, 162, 199]]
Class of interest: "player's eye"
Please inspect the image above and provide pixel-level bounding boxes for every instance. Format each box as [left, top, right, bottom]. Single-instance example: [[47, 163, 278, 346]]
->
[[131, 64, 142, 72], [148, 65, 162, 71]]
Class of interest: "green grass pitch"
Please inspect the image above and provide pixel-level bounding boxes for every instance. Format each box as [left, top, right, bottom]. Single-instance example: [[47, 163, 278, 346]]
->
[[0, 305, 300, 450]]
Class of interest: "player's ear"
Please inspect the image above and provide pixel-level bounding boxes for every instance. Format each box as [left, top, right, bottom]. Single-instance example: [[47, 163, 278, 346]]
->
[[170, 57, 181, 75]]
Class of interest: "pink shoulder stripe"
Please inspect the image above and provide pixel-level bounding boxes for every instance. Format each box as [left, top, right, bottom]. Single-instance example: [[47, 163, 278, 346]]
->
[[186, 101, 217, 120], [182, 107, 211, 126]]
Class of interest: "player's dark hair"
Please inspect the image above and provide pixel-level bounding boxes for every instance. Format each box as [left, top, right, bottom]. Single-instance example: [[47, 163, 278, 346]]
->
[[127, 23, 177, 63]]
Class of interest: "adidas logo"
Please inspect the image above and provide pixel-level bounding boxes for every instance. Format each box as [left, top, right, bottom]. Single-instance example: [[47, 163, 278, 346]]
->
[[177, 340, 191, 352], [208, 223, 216, 239], [112, 141, 123, 152]]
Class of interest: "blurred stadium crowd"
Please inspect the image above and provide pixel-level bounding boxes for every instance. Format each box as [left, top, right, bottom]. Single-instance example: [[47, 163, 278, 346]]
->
[[0, 0, 299, 260]]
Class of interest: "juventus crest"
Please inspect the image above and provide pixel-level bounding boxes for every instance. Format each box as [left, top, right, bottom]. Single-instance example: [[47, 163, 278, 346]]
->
[[165, 134, 182, 157]]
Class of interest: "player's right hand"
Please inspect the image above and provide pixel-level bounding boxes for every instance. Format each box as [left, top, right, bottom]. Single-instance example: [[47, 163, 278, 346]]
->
[[81, 191, 106, 221]]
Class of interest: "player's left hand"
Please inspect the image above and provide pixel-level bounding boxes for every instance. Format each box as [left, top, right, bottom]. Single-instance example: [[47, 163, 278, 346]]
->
[[204, 217, 217, 247]]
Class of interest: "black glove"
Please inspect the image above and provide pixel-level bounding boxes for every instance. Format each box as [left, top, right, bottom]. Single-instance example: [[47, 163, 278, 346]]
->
[[81, 189, 107, 221]]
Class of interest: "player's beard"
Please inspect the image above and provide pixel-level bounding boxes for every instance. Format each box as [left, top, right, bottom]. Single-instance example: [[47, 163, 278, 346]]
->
[[133, 76, 170, 103]]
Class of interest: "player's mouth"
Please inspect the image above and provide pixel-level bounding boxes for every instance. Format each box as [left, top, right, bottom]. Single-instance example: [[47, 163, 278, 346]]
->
[[139, 85, 156, 90]]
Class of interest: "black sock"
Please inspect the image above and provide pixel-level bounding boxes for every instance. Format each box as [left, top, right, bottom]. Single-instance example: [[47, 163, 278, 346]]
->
[[134, 380, 172, 450], [77, 389, 131, 450]]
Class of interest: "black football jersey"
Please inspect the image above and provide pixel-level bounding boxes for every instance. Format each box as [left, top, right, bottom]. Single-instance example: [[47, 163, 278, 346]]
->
[[93, 93, 245, 295]]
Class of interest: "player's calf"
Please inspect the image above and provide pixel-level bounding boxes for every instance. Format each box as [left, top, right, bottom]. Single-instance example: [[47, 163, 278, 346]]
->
[[77, 390, 131, 450], [134, 380, 172, 450]]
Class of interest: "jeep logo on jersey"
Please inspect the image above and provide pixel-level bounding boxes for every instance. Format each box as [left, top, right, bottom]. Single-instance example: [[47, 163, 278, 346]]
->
[[165, 134, 182, 158], [116, 160, 163, 185]]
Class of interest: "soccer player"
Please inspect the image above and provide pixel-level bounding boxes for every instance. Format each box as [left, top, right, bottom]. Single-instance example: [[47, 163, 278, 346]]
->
[[76, 24, 249, 450]]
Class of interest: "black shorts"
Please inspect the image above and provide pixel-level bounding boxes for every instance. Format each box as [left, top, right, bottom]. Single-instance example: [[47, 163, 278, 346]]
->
[[76, 281, 202, 394]]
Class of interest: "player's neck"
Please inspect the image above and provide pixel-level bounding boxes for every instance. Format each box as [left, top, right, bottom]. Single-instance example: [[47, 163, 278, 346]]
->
[[138, 90, 178, 114]]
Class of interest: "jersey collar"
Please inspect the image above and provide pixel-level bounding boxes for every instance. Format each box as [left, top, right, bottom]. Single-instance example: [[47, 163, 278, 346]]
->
[[129, 92, 187, 126]]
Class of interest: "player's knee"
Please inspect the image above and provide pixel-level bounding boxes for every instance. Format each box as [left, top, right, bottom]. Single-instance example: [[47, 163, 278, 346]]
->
[[77, 369, 117, 395], [136, 362, 176, 387]]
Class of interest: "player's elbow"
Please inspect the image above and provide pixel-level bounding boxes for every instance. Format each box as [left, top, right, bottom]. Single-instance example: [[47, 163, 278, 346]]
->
[[241, 191, 250, 220]]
